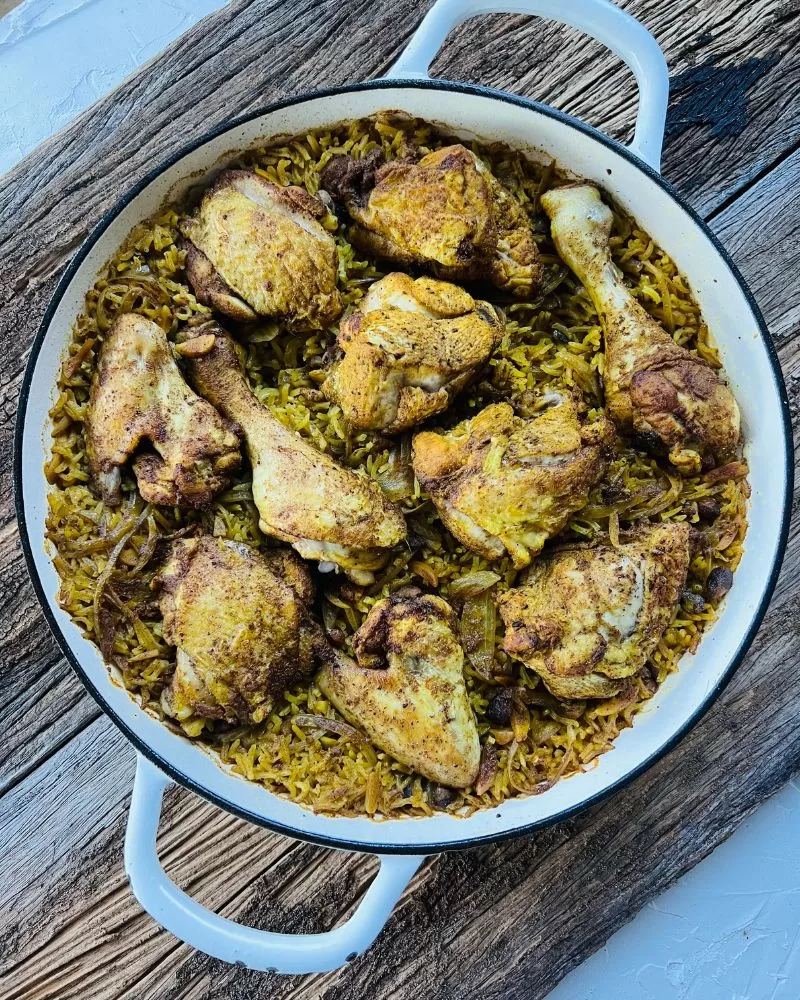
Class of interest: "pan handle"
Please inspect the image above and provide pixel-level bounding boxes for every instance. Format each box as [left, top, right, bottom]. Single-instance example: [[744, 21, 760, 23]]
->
[[124, 755, 427, 973], [384, 0, 669, 171]]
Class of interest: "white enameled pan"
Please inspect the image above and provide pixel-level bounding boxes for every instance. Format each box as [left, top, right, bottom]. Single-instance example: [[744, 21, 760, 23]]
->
[[14, 0, 793, 975]]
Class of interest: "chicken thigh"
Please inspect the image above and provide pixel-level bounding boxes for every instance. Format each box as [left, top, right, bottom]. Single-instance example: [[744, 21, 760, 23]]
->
[[323, 273, 504, 433], [498, 522, 691, 699], [321, 145, 542, 297], [86, 313, 240, 507], [179, 320, 406, 583], [317, 590, 481, 787], [157, 536, 324, 728], [180, 170, 343, 330], [412, 392, 615, 569], [541, 184, 740, 473]]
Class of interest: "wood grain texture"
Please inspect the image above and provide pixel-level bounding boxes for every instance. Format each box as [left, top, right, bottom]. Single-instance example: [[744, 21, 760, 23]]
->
[[0, 1, 798, 998]]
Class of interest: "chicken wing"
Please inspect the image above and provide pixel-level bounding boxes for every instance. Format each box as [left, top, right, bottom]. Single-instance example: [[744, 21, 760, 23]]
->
[[317, 589, 480, 787], [412, 392, 615, 569], [178, 320, 406, 583], [323, 273, 504, 433], [86, 313, 240, 507], [541, 184, 740, 473], [498, 522, 691, 699], [156, 536, 325, 729], [180, 170, 343, 330], [321, 145, 542, 297]]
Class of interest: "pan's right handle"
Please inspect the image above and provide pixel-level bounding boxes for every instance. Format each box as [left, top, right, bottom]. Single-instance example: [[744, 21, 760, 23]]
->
[[385, 0, 669, 172]]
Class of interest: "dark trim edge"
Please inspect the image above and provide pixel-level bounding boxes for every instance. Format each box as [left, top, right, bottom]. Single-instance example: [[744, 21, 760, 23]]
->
[[13, 78, 795, 856]]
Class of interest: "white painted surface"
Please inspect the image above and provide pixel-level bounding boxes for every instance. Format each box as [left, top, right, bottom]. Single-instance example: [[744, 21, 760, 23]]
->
[[0, 0, 227, 174], [2, 0, 798, 995], [550, 780, 800, 1000]]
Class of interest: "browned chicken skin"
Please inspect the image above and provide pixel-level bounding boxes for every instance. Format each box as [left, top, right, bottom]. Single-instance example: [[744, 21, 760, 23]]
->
[[412, 392, 615, 569], [541, 184, 740, 473], [317, 590, 481, 787], [86, 313, 240, 507], [156, 536, 327, 730], [323, 272, 504, 433], [180, 170, 343, 330], [499, 522, 691, 699], [178, 320, 407, 583], [321, 145, 542, 297]]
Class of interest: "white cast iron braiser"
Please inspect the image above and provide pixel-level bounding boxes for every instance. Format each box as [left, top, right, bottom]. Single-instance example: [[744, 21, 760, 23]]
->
[[15, 0, 792, 976]]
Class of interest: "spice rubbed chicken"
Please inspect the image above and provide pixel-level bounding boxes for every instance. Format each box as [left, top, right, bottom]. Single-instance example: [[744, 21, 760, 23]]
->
[[412, 391, 615, 569], [318, 590, 481, 788], [499, 522, 692, 699], [323, 272, 504, 433], [321, 144, 542, 297], [180, 170, 343, 330], [86, 314, 241, 507], [541, 184, 740, 473], [157, 537, 328, 732], [179, 320, 406, 584]]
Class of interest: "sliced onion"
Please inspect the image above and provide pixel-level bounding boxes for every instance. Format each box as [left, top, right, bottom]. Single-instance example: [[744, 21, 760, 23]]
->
[[474, 744, 498, 795], [449, 571, 501, 601], [461, 591, 497, 679], [292, 714, 368, 745], [410, 561, 438, 587], [376, 450, 415, 501], [704, 461, 748, 484], [92, 505, 151, 642]]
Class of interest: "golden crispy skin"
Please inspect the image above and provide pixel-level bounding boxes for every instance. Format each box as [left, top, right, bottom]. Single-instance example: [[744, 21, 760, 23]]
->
[[321, 145, 542, 297], [86, 313, 240, 507], [412, 393, 615, 569], [179, 320, 407, 584], [498, 522, 691, 699], [317, 591, 480, 787], [541, 184, 740, 473], [180, 170, 343, 330], [323, 273, 504, 433], [156, 536, 321, 725]]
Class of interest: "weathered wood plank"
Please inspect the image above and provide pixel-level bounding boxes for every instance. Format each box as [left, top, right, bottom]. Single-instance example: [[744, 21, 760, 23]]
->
[[1, 1, 799, 998], [712, 145, 800, 347]]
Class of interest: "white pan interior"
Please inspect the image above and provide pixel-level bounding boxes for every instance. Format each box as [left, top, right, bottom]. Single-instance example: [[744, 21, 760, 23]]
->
[[18, 84, 789, 852]]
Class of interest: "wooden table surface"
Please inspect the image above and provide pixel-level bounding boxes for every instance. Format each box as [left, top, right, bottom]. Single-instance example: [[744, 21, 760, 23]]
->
[[1, 2, 799, 998]]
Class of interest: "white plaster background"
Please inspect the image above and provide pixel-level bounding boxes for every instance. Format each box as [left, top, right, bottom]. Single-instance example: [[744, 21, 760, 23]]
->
[[2, 1, 798, 995]]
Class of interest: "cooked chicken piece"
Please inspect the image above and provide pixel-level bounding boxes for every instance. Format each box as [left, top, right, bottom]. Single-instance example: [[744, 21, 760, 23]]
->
[[321, 145, 541, 297], [86, 313, 240, 507], [178, 320, 406, 584], [323, 273, 504, 433], [498, 522, 691, 699], [541, 184, 740, 473], [180, 169, 343, 330], [156, 536, 326, 727], [317, 590, 480, 787], [412, 392, 615, 569]]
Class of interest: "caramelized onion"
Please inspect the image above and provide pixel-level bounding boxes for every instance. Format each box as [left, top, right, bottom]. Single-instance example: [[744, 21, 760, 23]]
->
[[292, 714, 368, 745]]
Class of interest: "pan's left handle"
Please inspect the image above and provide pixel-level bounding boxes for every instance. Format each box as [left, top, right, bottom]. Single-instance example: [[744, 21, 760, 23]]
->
[[384, 0, 669, 172], [124, 755, 427, 974]]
